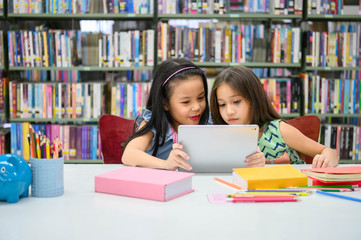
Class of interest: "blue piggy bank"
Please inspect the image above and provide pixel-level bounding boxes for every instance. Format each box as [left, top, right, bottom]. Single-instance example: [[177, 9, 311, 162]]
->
[[0, 154, 32, 203]]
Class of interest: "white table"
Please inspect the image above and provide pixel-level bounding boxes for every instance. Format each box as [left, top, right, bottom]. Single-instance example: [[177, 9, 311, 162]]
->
[[1, 164, 361, 240]]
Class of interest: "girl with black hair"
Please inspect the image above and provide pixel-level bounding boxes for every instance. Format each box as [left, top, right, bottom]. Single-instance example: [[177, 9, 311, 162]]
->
[[122, 59, 210, 170]]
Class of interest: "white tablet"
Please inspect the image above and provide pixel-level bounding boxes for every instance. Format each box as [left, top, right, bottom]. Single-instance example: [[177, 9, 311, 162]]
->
[[178, 125, 259, 173]]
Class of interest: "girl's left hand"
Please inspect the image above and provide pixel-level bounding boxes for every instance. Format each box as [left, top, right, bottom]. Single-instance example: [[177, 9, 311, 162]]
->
[[245, 147, 266, 168], [312, 153, 338, 168], [312, 148, 339, 168]]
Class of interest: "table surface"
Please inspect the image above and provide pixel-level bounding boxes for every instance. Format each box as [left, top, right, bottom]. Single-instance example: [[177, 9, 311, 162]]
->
[[1, 164, 361, 240]]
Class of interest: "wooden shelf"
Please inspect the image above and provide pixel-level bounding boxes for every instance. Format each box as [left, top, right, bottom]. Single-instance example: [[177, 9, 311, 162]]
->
[[280, 113, 301, 118], [159, 13, 302, 20], [304, 114, 361, 118], [64, 159, 103, 164], [25, 159, 104, 164], [304, 66, 361, 71], [194, 62, 302, 68], [306, 14, 361, 21], [339, 160, 361, 164], [10, 118, 99, 123], [7, 13, 154, 20], [9, 66, 154, 71]]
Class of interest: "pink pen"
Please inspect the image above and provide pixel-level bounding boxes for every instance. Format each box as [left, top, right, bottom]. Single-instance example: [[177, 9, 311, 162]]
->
[[227, 197, 299, 203]]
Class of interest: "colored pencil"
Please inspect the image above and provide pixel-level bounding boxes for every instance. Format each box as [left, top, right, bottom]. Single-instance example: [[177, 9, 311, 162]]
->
[[46, 138, 50, 159], [284, 187, 355, 192], [316, 190, 361, 203], [245, 189, 310, 193], [227, 197, 299, 203], [294, 185, 358, 188], [35, 133, 41, 158], [228, 194, 297, 199], [229, 192, 309, 197], [215, 177, 242, 190]]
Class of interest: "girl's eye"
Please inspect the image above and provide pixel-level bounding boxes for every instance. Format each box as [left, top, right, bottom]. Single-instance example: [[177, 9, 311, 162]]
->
[[234, 100, 241, 104], [218, 103, 225, 108], [1, 167, 5, 173], [198, 95, 205, 100], [182, 101, 189, 104]]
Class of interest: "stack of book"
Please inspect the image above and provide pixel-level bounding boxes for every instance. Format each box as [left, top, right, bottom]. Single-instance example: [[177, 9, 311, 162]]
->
[[301, 166, 361, 187]]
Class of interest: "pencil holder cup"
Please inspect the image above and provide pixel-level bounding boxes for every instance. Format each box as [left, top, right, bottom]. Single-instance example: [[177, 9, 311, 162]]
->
[[30, 157, 64, 198]]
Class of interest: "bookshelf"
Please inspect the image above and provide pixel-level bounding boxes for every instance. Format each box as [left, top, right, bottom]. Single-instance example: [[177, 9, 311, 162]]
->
[[4, 0, 157, 163], [1, 0, 361, 164], [302, 1, 361, 163]]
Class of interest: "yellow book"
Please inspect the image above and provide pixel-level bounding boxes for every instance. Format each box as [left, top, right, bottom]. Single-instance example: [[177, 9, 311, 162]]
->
[[286, 29, 292, 63], [232, 165, 308, 190], [22, 122, 30, 161], [42, 31, 49, 67]]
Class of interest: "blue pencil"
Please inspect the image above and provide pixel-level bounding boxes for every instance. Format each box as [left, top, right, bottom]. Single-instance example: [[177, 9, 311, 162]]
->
[[316, 190, 361, 203]]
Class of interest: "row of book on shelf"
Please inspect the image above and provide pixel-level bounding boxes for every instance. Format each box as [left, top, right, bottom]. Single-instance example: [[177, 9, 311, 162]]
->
[[250, 68, 293, 78], [6, 23, 361, 69], [110, 82, 150, 118], [158, 22, 300, 64], [300, 74, 361, 115], [7, 77, 300, 121], [16, 69, 153, 82], [260, 78, 300, 114], [230, 0, 303, 15], [21, 70, 80, 82], [10, 122, 102, 161], [307, 0, 361, 15], [158, 0, 229, 14], [304, 23, 361, 68], [319, 124, 361, 161], [4, 74, 361, 121], [6, 0, 361, 16], [7, 27, 155, 68], [9, 81, 106, 119], [8, 0, 153, 14], [9, 80, 152, 120]]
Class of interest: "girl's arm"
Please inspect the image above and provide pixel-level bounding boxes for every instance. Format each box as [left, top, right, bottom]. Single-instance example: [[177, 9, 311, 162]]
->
[[279, 121, 339, 168], [122, 121, 192, 170]]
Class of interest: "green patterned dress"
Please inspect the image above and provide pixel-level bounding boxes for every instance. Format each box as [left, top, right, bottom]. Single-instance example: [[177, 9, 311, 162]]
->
[[258, 120, 305, 164]]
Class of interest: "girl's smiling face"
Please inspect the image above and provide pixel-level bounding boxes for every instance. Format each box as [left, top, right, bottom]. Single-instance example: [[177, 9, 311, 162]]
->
[[164, 75, 206, 132], [216, 83, 252, 125]]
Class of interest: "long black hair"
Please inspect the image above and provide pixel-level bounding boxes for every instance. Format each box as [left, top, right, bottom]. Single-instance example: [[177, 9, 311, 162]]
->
[[124, 59, 210, 157]]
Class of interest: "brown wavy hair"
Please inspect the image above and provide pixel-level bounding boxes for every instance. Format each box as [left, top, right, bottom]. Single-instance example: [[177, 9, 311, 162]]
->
[[210, 66, 282, 127]]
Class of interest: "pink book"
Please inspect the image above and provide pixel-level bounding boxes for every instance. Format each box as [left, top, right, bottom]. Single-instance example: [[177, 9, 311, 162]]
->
[[43, 84, 47, 118], [302, 166, 361, 175], [51, 124, 60, 143], [72, 83, 77, 118], [47, 84, 53, 119], [95, 167, 195, 202], [286, 80, 291, 114]]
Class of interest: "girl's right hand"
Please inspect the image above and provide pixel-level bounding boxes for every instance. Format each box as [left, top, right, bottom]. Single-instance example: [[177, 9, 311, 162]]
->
[[164, 143, 192, 171]]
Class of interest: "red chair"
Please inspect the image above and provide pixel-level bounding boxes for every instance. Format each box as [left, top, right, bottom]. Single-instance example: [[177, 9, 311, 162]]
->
[[287, 115, 321, 164], [266, 115, 321, 164], [99, 115, 135, 164]]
